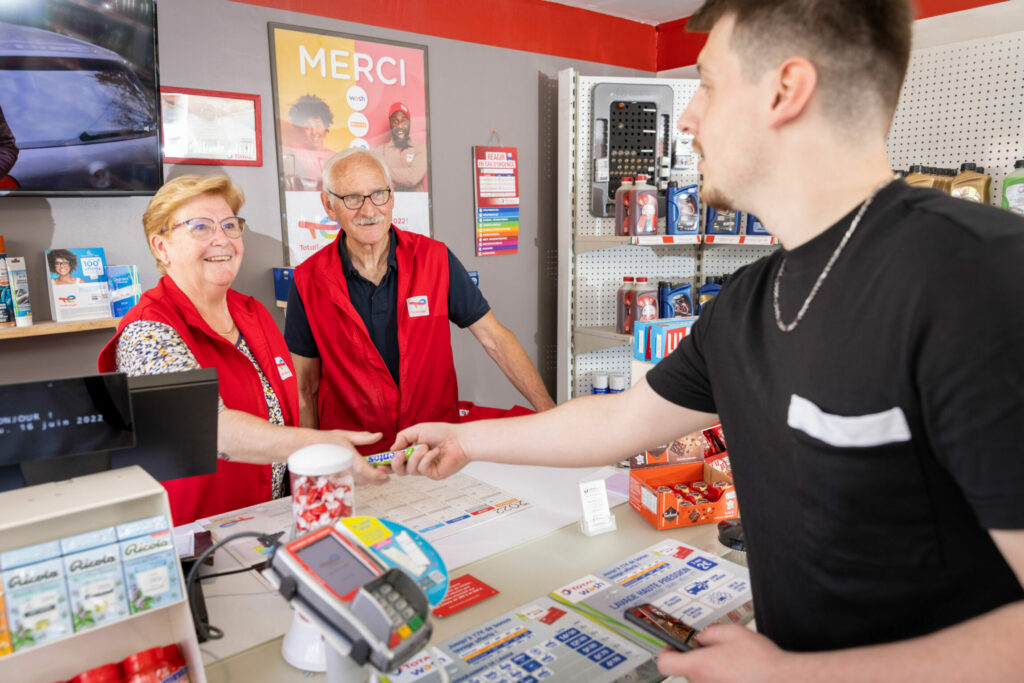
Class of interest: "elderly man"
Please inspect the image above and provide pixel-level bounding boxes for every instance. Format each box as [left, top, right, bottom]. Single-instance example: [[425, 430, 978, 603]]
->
[[285, 149, 554, 454]]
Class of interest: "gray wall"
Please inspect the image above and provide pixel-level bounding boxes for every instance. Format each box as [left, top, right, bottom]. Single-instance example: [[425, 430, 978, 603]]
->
[[0, 0, 645, 408]]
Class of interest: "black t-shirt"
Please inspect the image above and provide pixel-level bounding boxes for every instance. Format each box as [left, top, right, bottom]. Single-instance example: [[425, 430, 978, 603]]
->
[[647, 180, 1024, 652], [285, 229, 489, 386]]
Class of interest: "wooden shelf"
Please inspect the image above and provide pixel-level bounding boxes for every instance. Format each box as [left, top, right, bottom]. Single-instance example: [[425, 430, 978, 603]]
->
[[0, 318, 120, 340]]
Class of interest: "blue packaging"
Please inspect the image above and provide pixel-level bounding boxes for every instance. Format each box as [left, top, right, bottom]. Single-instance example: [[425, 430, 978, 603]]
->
[[745, 213, 769, 235], [120, 529, 182, 614], [116, 514, 170, 541], [659, 284, 694, 319], [698, 282, 722, 313], [1, 541, 73, 651], [633, 320, 658, 361], [705, 206, 740, 235], [273, 267, 295, 308], [63, 542, 130, 632], [666, 184, 700, 235]]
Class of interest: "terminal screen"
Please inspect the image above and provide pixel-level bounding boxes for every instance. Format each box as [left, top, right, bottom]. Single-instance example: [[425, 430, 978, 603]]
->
[[0, 374, 134, 463], [296, 535, 376, 599]]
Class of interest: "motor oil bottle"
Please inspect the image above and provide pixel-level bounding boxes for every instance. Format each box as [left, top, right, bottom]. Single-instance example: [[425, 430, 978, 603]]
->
[[906, 164, 939, 189], [631, 277, 659, 325], [616, 276, 636, 335], [1003, 160, 1024, 216], [951, 163, 991, 203], [614, 177, 634, 237], [629, 175, 658, 235]]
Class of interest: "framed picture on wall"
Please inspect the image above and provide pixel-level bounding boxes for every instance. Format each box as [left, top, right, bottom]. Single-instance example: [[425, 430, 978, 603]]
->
[[160, 87, 262, 166], [268, 23, 433, 266]]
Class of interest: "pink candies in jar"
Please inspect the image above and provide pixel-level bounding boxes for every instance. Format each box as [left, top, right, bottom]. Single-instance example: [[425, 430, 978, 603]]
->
[[287, 444, 355, 535]]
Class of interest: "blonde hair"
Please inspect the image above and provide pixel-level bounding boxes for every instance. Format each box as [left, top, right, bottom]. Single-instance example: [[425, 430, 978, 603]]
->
[[143, 175, 245, 274]]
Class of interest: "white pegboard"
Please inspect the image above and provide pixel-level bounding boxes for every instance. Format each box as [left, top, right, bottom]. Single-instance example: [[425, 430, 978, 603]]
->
[[574, 245, 699, 327], [574, 346, 634, 397], [702, 244, 778, 281], [888, 30, 1024, 205]]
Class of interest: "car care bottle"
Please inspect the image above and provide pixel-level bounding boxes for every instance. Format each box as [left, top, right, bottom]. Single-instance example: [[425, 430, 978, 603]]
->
[[951, 163, 991, 203], [905, 165, 938, 189], [1003, 160, 1024, 216], [629, 175, 658, 235], [614, 177, 634, 236], [631, 277, 659, 325], [616, 276, 636, 335]]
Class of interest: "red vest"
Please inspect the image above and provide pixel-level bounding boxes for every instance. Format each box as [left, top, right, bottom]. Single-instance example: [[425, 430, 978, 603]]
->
[[293, 227, 459, 454], [98, 276, 299, 525]]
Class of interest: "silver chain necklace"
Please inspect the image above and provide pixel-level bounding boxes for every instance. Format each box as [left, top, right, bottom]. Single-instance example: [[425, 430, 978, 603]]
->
[[773, 176, 896, 332]]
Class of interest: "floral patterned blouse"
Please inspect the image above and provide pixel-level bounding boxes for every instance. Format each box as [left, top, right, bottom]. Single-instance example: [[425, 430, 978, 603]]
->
[[115, 320, 287, 499]]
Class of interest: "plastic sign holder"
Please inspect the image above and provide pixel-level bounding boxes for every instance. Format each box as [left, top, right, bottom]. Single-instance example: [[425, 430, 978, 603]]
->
[[578, 477, 617, 536]]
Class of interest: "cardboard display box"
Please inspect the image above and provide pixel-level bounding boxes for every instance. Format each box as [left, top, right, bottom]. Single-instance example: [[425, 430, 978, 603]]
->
[[629, 462, 739, 530]]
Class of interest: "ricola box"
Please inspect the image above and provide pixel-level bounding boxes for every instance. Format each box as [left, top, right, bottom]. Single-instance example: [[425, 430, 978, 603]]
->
[[0, 540, 73, 652], [60, 527, 129, 632], [116, 516, 182, 614]]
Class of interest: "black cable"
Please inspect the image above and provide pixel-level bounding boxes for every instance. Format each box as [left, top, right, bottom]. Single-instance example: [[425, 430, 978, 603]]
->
[[196, 561, 268, 581], [185, 531, 282, 641]]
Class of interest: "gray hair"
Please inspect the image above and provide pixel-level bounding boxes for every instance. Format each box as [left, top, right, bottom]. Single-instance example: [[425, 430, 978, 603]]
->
[[321, 148, 392, 194]]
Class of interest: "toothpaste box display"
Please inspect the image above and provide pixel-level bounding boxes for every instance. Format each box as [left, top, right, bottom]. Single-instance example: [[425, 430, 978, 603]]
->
[[60, 528, 129, 632], [0, 540, 73, 652], [116, 516, 182, 614]]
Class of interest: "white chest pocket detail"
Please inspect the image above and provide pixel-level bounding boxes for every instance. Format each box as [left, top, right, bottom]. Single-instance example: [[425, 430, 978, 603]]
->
[[787, 394, 911, 448]]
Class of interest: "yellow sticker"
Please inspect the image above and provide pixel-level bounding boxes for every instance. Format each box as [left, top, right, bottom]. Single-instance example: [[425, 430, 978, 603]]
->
[[341, 516, 392, 546]]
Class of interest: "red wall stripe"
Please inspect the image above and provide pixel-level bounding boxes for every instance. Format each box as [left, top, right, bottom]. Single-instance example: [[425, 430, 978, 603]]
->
[[230, 0, 658, 71], [232, 0, 1010, 73]]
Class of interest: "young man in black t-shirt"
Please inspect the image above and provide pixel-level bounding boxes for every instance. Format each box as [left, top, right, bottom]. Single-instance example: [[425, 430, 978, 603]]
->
[[392, 1, 1024, 679]]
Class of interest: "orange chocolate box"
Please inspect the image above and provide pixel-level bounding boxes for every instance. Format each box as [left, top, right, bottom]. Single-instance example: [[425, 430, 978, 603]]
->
[[629, 462, 739, 530]]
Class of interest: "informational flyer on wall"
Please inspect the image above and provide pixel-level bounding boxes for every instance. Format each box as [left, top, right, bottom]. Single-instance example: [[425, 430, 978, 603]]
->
[[473, 146, 519, 256], [269, 23, 432, 266]]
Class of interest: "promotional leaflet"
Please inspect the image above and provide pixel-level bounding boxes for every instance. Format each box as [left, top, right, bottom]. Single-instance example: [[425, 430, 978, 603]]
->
[[380, 596, 661, 683], [45, 247, 111, 322], [473, 147, 520, 256], [550, 540, 753, 652]]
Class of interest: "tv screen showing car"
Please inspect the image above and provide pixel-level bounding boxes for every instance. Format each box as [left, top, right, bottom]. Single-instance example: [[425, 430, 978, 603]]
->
[[0, 0, 162, 196]]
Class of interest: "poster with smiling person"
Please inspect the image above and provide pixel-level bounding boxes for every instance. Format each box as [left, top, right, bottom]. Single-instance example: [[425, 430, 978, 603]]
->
[[269, 24, 432, 266]]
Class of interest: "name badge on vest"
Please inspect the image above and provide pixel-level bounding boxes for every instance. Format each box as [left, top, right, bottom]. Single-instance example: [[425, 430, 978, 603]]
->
[[406, 295, 429, 318], [275, 356, 293, 380]]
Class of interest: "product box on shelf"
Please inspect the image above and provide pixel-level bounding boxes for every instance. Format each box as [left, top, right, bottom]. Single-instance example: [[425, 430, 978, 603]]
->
[[60, 527, 130, 632], [651, 317, 698, 362], [115, 516, 182, 614], [629, 431, 705, 469], [0, 540, 73, 652], [629, 462, 739, 530]]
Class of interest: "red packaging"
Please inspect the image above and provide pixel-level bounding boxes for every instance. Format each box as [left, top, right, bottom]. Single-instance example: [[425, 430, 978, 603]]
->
[[122, 647, 171, 683], [69, 663, 123, 683]]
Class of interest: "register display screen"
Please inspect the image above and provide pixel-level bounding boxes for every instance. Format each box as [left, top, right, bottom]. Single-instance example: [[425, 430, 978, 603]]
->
[[0, 374, 134, 462], [296, 535, 376, 599]]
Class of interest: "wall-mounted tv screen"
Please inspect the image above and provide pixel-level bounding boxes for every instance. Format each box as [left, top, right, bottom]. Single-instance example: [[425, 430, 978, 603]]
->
[[0, 0, 162, 196]]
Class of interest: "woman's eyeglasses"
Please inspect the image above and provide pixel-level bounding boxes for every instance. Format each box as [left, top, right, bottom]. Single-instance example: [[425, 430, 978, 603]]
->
[[165, 217, 247, 240]]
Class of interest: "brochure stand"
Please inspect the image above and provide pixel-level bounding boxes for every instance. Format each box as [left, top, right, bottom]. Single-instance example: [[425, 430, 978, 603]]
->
[[0, 466, 205, 682]]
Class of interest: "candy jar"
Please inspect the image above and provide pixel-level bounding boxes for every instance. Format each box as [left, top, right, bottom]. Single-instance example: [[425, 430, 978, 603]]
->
[[287, 444, 355, 538]]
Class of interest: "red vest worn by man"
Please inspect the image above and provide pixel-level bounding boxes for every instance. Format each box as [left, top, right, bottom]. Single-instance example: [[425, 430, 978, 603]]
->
[[293, 226, 459, 454], [98, 276, 299, 525]]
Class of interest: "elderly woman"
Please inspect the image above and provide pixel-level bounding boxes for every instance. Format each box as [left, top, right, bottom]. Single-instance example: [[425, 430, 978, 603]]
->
[[98, 174, 387, 524]]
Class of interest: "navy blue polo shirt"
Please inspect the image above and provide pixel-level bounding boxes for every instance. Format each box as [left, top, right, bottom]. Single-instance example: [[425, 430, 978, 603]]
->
[[285, 229, 489, 387]]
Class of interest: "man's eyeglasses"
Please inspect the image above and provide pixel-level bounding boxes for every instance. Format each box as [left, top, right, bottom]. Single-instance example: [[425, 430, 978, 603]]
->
[[327, 188, 392, 210], [164, 217, 247, 240]]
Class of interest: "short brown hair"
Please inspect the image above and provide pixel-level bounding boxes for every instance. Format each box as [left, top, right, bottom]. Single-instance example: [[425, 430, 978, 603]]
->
[[689, 0, 912, 130], [142, 175, 245, 274]]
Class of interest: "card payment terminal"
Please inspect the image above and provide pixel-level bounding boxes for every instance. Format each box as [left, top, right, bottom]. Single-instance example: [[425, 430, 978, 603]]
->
[[265, 524, 433, 673]]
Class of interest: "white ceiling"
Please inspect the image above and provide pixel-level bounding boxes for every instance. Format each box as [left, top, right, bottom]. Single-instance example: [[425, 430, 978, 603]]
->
[[543, 0, 705, 25]]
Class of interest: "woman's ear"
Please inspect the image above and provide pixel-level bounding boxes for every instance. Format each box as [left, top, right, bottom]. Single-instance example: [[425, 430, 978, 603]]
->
[[150, 232, 170, 269]]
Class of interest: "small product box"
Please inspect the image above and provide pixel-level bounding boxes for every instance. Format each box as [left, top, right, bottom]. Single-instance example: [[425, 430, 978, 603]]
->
[[273, 267, 295, 308], [629, 462, 739, 530], [629, 431, 706, 469], [651, 317, 698, 362], [704, 206, 740, 235], [60, 527, 130, 632], [116, 516, 183, 614], [633, 320, 658, 361], [0, 586, 12, 657], [0, 540, 73, 652]]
